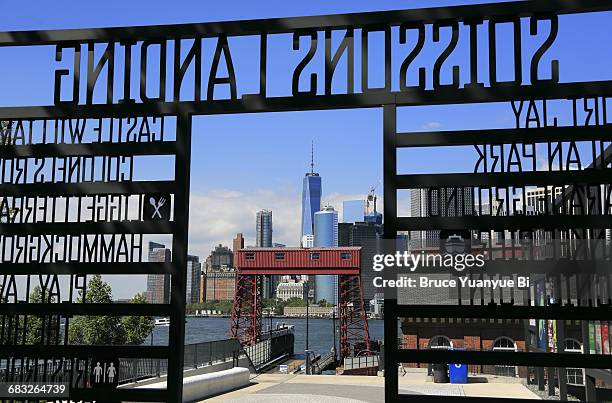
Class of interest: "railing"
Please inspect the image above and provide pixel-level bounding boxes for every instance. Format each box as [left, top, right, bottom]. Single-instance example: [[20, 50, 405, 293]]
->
[[119, 338, 250, 384], [245, 328, 295, 372], [0, 331, 294, 385], [311, 352, 336, 374], [343, 355, 379, 370]]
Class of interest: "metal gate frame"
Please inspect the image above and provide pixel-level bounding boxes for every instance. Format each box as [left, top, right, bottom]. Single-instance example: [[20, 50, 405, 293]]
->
[[0, 1, 611, 401]]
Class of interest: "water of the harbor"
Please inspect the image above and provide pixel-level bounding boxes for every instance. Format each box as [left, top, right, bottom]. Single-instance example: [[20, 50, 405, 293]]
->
[[148, 316, 391, 357]]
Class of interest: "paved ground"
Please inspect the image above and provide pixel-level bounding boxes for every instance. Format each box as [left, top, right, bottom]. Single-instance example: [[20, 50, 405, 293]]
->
[[205, 372, 541, 402]]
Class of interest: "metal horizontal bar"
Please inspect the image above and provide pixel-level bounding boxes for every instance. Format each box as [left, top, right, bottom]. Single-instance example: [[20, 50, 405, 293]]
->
[[396, 395, 542, 403], [396, 170, 612, 188], [0, 141, 177, 158], [0, 220, 176, 235], [0, 345, 169, 359], [70, 388, 169, 402], [407, 259, 612, 275], [1, 80, 612, 119], [0, 261, 177, 275], [1, 180, 176, 196], [0, 303, 172, 316], [238, 269, 360, 275], [396, 304, 612, 320], [396, 125, 612, 148], [0, 0, 609, 45], [397, 349, 612, 368], [397, 215, 612, 230]]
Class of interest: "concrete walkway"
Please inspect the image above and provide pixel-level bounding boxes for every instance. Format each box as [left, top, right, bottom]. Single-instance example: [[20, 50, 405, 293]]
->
[[204, 373, 541, 402]]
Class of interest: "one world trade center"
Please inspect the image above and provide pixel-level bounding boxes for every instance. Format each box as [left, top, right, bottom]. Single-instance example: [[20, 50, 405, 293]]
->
[[301, 142, 321, 246]]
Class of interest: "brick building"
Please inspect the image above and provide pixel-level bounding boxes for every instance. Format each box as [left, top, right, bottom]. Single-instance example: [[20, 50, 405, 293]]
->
[[202, 270, 236, 302], [400, 317, 584, 380]]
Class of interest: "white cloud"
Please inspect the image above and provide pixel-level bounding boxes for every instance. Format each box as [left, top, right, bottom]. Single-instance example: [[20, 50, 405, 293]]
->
[[422, 122, 442, 130], [187, 188, 389, 258], [187, 188, 301, 258]]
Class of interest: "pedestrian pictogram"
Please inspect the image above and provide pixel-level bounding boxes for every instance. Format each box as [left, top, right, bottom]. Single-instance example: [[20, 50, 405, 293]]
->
[[90, 359, 119, 389]]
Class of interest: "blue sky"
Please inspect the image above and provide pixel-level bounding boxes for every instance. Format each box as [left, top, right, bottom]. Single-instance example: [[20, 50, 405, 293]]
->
[[2, 1, 611, 298]]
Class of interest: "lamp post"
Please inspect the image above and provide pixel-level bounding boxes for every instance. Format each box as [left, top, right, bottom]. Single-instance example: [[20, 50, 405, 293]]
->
[[332, 306, 337, 362], [305, 283, 309, 351], [269, 301, 273, 338]]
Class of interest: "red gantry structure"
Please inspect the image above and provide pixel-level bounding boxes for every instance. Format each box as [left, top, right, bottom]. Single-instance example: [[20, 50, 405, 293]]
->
[[229, 247, 370, 362]]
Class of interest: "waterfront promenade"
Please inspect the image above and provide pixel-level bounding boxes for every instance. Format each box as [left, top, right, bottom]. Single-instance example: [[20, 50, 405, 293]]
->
[[205, 372, 541, 402]]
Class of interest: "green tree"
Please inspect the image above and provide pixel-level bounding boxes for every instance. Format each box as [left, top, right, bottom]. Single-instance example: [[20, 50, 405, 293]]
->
[[317, 299, 333, 307], [186, 300, 233, 314], [68, 275, 154, 345], [68, 275, 124, 345], [24, 286, 60, 345], [121, 293, 155, 345], [1, 286, 60, 345], [285, 297, 306, 307]]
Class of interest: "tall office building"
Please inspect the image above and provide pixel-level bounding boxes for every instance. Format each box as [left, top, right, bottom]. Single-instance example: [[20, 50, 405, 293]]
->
[[314, 205, 338, 246], [410, 187, 473, 250], [233, 233, 244, 263], [338, 221, 383, 304], [205, 244, 233, 272], [301, 142, 322, 245], [186, 255, 201, 305], [201, 244, 235, 303], [343, 200, 365, 223], [314, 205, 338, 304], [525, 186, 564, 215], [256, 210, 273, 247], [255, 209, 276, 298], [146, 242, 171, 304]]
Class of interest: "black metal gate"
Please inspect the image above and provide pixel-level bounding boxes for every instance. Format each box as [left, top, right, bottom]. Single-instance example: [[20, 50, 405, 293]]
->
[[0, 1, 611, 402]]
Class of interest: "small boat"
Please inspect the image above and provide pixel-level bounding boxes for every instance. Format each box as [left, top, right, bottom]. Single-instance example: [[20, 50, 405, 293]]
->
[[155, 317, 170, 326]]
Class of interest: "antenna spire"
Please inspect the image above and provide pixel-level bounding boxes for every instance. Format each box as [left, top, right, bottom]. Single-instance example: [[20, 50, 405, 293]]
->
[[310, 140, 314, 174]]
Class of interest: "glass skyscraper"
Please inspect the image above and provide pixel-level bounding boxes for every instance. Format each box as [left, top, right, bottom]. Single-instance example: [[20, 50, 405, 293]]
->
[[256, 209, 272, 247], [410, 187, 473, 249], [301, 144, 322, 244], [146, 242, 171, 304], [255, 209, 275, 298], [314, 205, 338, 304], [186, 255, 201, 304], [301, 173, 321, 243]]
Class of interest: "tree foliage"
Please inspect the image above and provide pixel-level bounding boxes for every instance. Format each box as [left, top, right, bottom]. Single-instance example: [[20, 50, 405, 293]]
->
[[1, 286, 60, 345], [68, 275, 154, 345], [121, 293, 155, 345], [317, 299, 333, 307], [186, 300, 233, 314], [24, 286, 60, 345]]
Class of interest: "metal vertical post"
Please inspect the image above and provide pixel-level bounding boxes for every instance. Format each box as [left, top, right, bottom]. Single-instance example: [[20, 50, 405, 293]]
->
[[585, 371, 597, 402], [332, 307, 337, 361], [383, 104, 398, 401], [306, 285, 310, 352], [582, 274, 595, 401], [556, 320, 567, 400], [167, 111, 192, 402]]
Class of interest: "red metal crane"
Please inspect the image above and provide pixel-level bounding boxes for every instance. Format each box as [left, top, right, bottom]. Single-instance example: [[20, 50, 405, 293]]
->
[[229, 247, 370, 361]]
